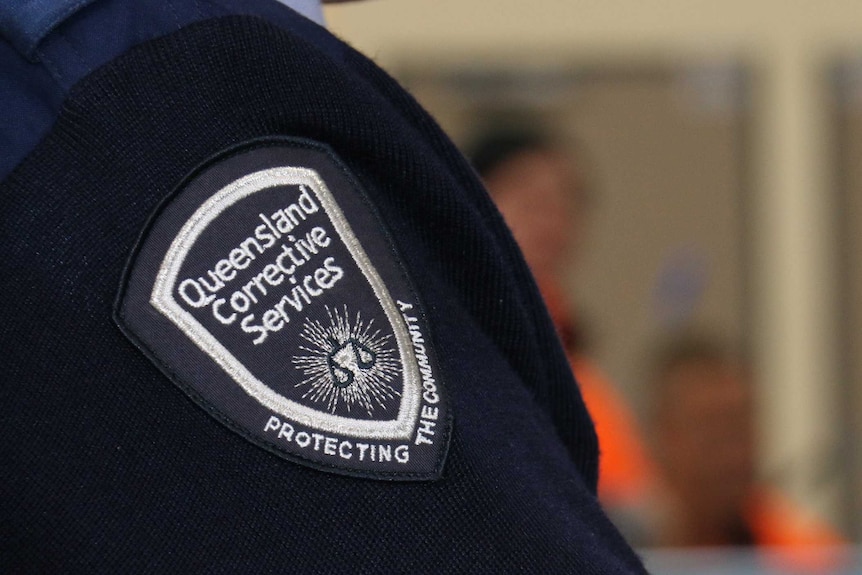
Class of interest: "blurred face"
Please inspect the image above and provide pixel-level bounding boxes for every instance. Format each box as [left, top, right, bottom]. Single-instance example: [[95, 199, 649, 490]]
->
[[485, 150, 583, 280], [655, 359, 755, 527]]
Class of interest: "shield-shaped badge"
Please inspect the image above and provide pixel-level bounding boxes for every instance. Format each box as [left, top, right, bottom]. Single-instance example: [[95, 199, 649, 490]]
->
[[116, 139, 450, 480]]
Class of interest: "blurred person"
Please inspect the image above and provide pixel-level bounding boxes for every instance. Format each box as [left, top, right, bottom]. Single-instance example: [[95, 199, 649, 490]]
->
[[469, 124, 659, 543], [649, 334, 845, 556], [0, 0, 649, 572]]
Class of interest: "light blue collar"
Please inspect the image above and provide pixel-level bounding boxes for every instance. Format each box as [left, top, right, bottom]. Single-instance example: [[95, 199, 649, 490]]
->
[[274, 0, 325, 27]]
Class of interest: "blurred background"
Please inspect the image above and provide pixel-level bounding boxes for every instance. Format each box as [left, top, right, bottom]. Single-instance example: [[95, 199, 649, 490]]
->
[[325, 0, 862, 571]]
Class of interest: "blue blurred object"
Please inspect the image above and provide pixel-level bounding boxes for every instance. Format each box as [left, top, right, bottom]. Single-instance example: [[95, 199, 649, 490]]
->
[[653, 245, 710, 330]]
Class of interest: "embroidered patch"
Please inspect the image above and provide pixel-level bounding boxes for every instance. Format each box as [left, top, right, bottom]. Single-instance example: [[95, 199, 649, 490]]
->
[[116, 139, 450, 480]]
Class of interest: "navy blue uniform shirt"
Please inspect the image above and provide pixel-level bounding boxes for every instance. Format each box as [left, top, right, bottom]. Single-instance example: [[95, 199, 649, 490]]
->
[[0, 0, 648, 572]]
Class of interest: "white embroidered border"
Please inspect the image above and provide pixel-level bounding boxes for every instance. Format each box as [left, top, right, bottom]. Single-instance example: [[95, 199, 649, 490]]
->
[[151, 167, 421, 440]]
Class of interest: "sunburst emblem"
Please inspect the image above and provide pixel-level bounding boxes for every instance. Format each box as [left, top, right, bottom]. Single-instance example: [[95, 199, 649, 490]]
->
[[292, 306, 401, 415]]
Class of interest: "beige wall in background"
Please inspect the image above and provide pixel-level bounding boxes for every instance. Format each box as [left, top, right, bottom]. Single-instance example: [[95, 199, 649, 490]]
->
[[325, 0, 862, 534], [402, 68, 748, 420]]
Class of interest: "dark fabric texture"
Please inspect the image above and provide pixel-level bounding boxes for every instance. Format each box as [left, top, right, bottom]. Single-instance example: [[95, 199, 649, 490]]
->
[[0, 9, 646, 574], [0, 0, 100, 57], [0, 0, 344, 181]]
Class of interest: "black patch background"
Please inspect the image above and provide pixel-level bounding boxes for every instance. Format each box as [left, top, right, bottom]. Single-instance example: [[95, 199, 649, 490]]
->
[[116, 139, 446, 479]]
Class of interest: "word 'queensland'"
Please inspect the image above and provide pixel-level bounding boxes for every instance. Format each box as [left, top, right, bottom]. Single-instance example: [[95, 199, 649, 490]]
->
[[175, 185, 346, 344]]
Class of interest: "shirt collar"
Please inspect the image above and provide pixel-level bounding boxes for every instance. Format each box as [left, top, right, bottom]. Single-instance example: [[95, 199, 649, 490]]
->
[[273, 0, 326, 27]]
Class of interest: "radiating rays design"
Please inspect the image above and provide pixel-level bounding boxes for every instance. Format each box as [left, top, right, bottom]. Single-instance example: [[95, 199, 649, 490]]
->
[[292, 305, 401, 416]]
